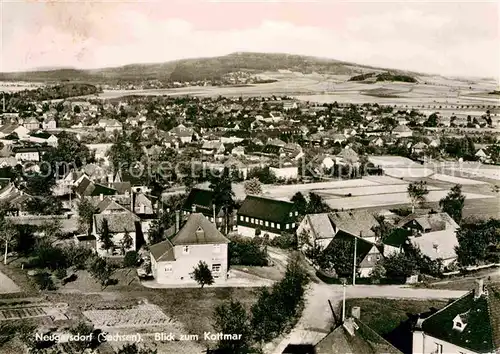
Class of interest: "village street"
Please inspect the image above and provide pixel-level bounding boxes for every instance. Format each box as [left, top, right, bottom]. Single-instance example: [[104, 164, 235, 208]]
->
[[268, 282, 467, 354]]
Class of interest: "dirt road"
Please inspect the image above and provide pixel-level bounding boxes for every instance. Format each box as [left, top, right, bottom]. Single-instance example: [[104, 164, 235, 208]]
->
[[268, 283, 467, 354]]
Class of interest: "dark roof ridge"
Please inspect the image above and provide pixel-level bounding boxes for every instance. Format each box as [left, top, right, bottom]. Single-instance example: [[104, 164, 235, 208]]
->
[[420, 290, 473, 327]]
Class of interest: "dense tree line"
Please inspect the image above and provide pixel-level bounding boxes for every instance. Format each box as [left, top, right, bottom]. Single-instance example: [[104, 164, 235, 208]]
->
[[212, 255, 309, 353]]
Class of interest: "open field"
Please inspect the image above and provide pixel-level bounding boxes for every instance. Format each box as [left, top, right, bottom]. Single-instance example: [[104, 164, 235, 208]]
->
[[316, 184, 440, 197], [325, 189, 494, 210], [368, 156, 420, 167], [68, 71, 500, 108], [430, 173, 489, 185], [382, 167, 435, 178]]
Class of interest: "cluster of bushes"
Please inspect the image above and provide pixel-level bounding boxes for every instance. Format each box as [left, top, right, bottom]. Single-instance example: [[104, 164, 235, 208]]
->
[[27, 241, 118, 290], [212, 256, 309, 353], [229, 236, 268, 266], [268, 233, 297, 249]]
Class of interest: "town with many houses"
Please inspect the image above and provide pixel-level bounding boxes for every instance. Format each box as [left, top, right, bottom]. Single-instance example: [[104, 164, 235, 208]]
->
[[0, 79, 497, 354]]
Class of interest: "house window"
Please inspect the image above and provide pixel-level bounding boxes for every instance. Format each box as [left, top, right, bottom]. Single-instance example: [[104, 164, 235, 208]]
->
[[367, 256, 372, 262], [165, 264, 172, 272], [183, 246, 189, 254], [265, 221, 269, 227], [250, 218, 254, 224], [213, 244, 220, 253], [260, 220, 263, 226], [240, 215, 244, 221], [292, 223, 296, 228], [277, 224, 281, 229], [212, 264, 221, 278], [295, 211, 298, 216], [286, 224, 290, 230], [271, 222, 275, 228], [289, 212, 293, 217], [435, 343, 443, 354], [376, 255, 381, 261], [245, 217, 249, 222]]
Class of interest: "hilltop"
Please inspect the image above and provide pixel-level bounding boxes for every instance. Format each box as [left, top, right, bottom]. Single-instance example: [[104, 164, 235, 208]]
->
[[0, 52, 417, 84]]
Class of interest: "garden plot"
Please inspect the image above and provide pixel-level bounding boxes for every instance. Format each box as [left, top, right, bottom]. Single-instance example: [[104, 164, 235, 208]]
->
[[325, 190, 494, 210], [83, 303, 180, 329], [0, 303, 68, 321], [430, 173, 488, 185]]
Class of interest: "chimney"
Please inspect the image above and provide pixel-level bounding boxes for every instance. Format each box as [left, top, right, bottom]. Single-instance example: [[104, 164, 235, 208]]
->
[[191, 205, 196, 212], [474, 279, 484, 299], [175, 210, 180, 233], [351, 306, 361, 320]]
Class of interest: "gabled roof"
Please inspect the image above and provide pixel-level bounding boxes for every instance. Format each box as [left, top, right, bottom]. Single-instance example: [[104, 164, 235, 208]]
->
[[182, 188, 218, 215], [238, 195, 295, 224], [95, 197, 128, 213], [398, 212, 459, 232], [94, 211, 140, 233], [328, 210, 379, 238], [420, 284, 500, 353], [304, 213, 335, 240], [315, 317, 402, 354], [150, 239, 175, 262], [171, 213, 229, 245], [393, 125, 412, 132]]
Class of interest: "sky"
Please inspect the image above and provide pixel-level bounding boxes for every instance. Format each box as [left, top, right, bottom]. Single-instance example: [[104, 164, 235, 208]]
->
[[1, 0, 499, 79]]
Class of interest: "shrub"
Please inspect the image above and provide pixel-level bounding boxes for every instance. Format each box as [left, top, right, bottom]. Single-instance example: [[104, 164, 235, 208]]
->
[[54, 268, 67, 280], [269, 233, 297, 249], [64, 246, 94, 270], [33, 272, 56, 290], [251, 255, 309, 342], [123, 251, 139, 268], [229, 237, 268, 266]]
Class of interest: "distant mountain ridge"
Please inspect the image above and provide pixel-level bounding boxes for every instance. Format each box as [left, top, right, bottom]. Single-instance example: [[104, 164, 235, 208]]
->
[[0, 52, 420, 83]]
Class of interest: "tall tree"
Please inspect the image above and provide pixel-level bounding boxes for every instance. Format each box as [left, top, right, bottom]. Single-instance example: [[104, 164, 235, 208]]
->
[[120, 231, 133, 255], [192, 261, 214, 288], [0, 211, 14, 265], [291, 192, 308, 216], [77, 198, 96, 235], [213, 299, 253, 354], [407, 181, 429, 213], [89, 256, 114, 288], [306, 192, 331, 214], [99, 219, 114, 254], [439, 184, 466, 223], [209, 167, 235, 235], [244, 178, 262, 195], [455, 219, 500, 266]]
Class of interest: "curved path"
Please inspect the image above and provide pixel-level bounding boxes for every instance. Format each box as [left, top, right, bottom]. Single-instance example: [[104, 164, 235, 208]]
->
[[268, 282, 467, 354]]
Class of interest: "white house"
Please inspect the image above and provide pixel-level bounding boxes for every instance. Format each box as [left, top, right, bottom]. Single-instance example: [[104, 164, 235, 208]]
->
[[412, 280, 499, 354], [397, 212, 459, 267], [149, 213, 230, 285], [93, 210, 140, 256]]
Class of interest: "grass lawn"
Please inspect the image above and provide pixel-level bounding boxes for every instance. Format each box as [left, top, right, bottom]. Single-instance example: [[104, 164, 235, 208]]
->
[[128, 287, 260, 338], [420, 276, 500, 291], [343, 298, 449, 354]]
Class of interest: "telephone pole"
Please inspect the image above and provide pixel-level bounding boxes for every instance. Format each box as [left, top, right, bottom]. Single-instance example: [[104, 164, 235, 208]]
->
[[342, 280, 347, 323], [352, 237, 357, 286]]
